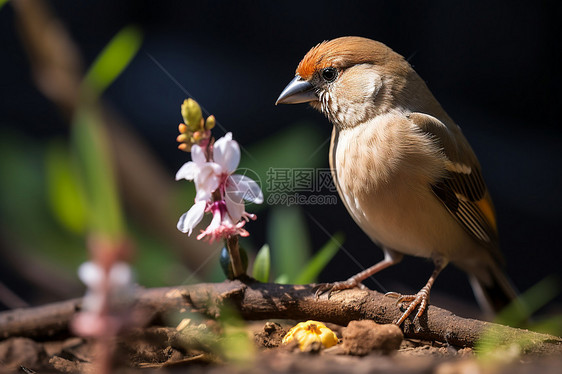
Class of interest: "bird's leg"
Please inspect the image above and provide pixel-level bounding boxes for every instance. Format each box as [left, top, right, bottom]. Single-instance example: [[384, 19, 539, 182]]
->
[[315, 250, 403, 298], [386, 257, 448, 326]]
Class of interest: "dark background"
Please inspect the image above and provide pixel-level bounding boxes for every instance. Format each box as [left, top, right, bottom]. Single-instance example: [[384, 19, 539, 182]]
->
[[1, 1, 561, 313]]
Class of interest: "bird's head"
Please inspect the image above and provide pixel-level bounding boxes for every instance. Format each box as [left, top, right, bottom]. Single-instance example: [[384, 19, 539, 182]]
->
[[276, 36, 416, 129]]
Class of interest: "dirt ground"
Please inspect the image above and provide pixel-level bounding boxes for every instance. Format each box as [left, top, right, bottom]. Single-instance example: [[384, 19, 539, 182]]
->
[[1, 319, 561, 374]]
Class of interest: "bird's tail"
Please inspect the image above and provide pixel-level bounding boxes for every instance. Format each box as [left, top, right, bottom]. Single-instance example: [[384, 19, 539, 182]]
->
[[468, 264, 522, 318]]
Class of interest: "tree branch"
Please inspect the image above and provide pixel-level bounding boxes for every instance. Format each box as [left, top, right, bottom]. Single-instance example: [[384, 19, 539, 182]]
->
[[1, 280, 560, 355]]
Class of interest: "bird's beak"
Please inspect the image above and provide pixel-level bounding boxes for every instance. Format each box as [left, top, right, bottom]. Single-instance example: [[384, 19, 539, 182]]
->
[[275, 75, 317, 105]]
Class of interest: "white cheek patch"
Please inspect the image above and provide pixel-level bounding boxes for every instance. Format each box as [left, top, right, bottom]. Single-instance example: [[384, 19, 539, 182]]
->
[[342, 67, 382, 103], [321, 65, 384, 127], [336, 69, 382, 125], [367, 74, 383, 102]]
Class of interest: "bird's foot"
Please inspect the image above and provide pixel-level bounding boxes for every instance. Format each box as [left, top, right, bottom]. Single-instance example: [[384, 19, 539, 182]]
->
[[385, 289, 430, 328], [314, 278, 367, 299]]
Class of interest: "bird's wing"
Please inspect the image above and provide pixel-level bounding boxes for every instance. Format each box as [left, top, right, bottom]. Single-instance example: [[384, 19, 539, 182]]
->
[[409, 112, 502, 262]]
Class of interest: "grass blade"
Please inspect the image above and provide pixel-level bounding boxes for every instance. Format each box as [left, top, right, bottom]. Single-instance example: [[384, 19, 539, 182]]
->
[[252, 244, 271, 283], [267, 205, 311, 282], [294, 232, 343, 284], [83, 25, 143, 97]]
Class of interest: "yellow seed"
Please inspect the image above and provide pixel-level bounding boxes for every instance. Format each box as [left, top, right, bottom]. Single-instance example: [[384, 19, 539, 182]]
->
[[282, 320, 338, 351]]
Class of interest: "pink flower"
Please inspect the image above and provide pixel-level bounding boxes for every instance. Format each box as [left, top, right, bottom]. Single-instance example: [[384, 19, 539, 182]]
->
[[72, 261, 135, 337], [78, 261, 134, 313], [175, 142, 221, 202], [176, 133, 263, 239], [196, 200, 253, 243]]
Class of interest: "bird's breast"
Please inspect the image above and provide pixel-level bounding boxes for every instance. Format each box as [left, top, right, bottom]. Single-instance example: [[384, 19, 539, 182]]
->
[[331, 114, 465, 258]]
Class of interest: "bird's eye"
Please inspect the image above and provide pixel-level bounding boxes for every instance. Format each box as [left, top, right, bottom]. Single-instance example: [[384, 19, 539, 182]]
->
[[321, 67, 338, 83]]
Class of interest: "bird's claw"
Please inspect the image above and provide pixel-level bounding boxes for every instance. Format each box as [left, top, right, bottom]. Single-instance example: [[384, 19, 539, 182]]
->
[[314, 284, 334, 299], [385, 290, 429, 327], [384, 291, 402, 300], [314, 279, 361, 299]]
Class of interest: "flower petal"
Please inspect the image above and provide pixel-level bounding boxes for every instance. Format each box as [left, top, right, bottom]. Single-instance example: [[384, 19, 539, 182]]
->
[[78, 262, 103, 288], [175, 162, 198, 181], [177, 200, 206, 235], [225, 195, 245, 222], [191, 144, 206, 165], [227, 174, 264, 204], [109, 262, 134, 287], [213, 133, 240, 173], [194, 163, 221, 201]]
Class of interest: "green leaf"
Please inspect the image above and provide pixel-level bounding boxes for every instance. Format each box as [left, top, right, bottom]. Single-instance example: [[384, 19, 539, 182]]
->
[[217, 305, 255, 364], [274, 274, 290, 284], [294, 232, 344, 284], [68, 25, 143, 238], [45, 139, 88, 234], [529, 314, 562, 337], [71, 105, 124, 238], [475, 275, 561, 358], [0, 0, 10, 11], [0, 130, 87, 272], [83, 25, 143, 97], [267, 205, 311, 282], [252, 244, 270, 283], [495, 275, 560, 327]]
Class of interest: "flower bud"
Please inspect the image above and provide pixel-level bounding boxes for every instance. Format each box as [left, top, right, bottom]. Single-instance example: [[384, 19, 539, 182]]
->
[[205, 115, 216, 130], [178, 143, 191, 152], [181, 99, 202, 132], [179, 123, 189, 134], [176, 133, 188, 143], [192, 131, 203, 142]]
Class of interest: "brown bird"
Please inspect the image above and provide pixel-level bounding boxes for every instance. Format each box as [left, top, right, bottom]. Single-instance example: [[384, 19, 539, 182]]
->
[[276, 36, 518, 326]]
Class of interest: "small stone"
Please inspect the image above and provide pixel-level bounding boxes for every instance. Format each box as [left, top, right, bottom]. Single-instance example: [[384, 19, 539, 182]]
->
[[255, 322, 287, 348], [342, 320, 403, 355]]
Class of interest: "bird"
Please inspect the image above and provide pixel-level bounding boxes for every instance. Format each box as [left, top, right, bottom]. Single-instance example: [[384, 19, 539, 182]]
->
[[276, 36, 518, 326]]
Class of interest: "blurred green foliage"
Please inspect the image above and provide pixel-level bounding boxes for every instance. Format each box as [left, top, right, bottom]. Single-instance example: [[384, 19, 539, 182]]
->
[[476, 275, 561, 359], [267, 205, 311, 282], [294, 231, 344, 284], [252, 244, 270, 283], [217, 304, 255, 364], [0, 119, 338, 293], [0, 0, 9, 11], [0, 21, 344, 307], [71, 106, 125, 239], [45, 140, 88, 235], [0, 131, 87, 273], [72, 25, 142, 239], [239, 122, 324, 206], [83, 25, 143, 99], [495, 275, 560, 328]]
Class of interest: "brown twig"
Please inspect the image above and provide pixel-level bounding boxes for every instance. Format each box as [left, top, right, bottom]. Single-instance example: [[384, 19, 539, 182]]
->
[[1, 281, 560, 355], [226, 236, 245, 278]]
